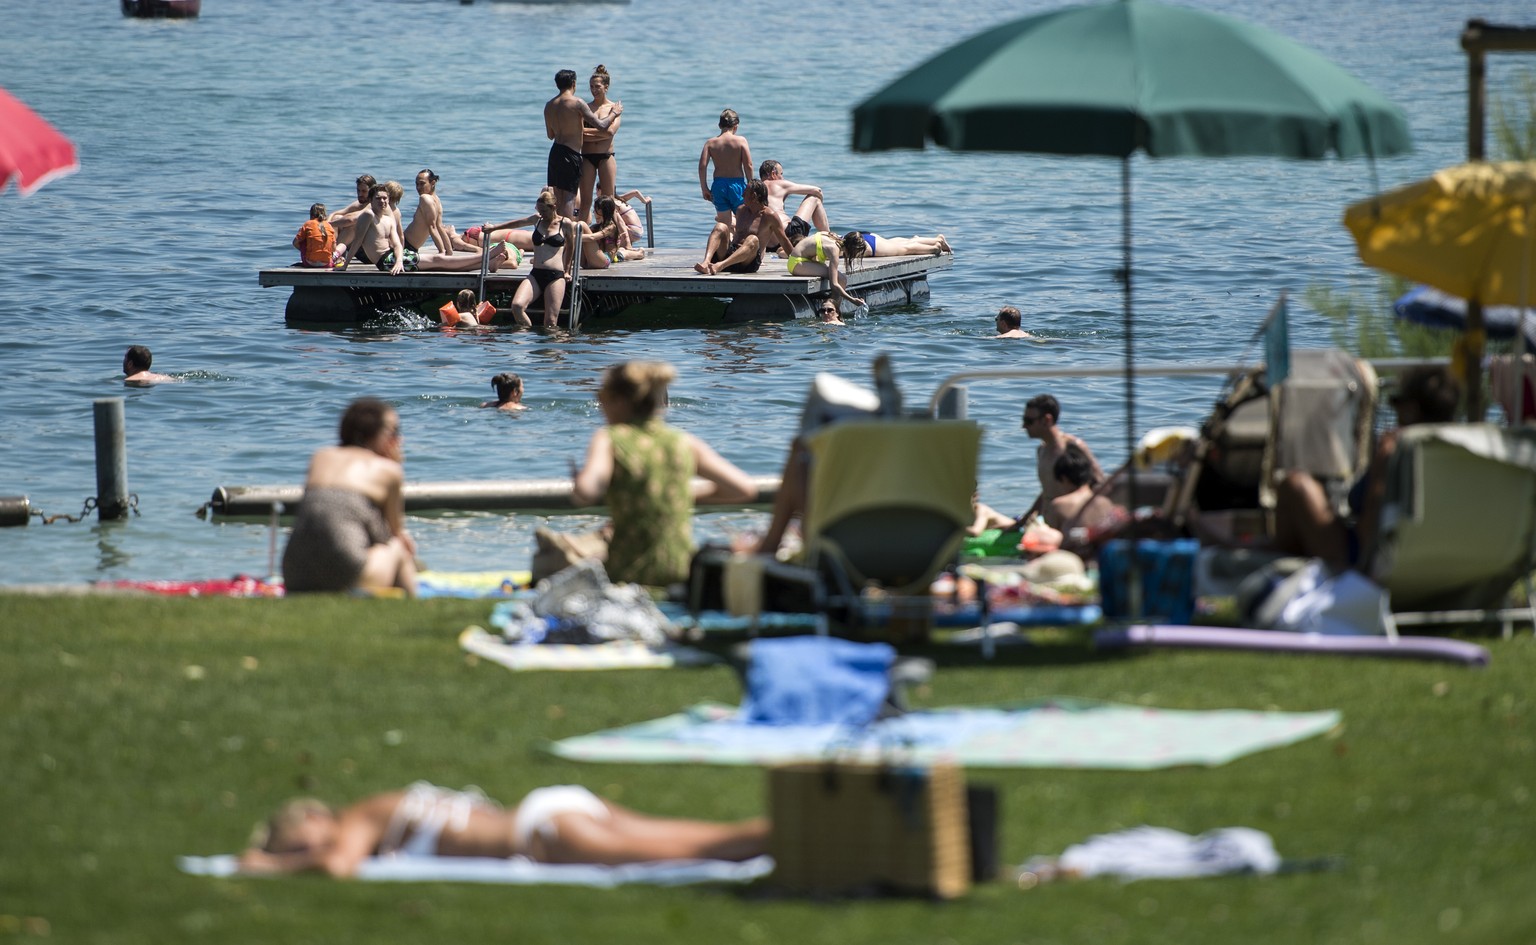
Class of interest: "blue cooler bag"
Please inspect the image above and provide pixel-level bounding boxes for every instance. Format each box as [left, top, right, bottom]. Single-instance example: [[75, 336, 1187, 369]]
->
[[1099, 539, 1200, 624]]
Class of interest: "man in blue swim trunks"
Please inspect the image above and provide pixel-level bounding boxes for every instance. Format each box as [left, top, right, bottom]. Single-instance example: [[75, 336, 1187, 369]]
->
[[546, 69, 623, 218], [699, 108, 754, 224]]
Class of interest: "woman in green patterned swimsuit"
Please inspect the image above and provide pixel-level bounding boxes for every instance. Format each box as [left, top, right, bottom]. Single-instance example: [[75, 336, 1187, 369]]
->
[[571, 361, 758, 586]]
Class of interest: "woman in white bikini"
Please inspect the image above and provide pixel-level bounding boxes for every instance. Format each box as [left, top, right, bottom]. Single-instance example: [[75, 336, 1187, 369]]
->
[[237, 782, 768, 876], [577, 64, 622, 224]]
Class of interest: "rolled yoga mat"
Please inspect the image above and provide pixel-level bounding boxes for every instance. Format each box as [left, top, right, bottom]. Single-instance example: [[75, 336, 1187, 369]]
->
[[1095, 624, 1489, 667]]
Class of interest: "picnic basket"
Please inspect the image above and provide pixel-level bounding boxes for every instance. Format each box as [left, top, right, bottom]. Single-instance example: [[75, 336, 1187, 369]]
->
[[767, 759, 971, 899]]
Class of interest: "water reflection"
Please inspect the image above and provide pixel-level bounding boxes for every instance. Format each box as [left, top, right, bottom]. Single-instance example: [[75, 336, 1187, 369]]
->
[[93, 522, 131, 572]]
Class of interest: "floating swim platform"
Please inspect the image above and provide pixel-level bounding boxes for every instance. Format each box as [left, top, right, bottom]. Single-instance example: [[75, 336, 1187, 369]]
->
[[259, 249, 952, 327]]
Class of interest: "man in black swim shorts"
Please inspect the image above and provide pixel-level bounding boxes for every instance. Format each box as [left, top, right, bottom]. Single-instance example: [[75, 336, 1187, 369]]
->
[[693, 180, 798, 276], [544, 69, 622, 218]]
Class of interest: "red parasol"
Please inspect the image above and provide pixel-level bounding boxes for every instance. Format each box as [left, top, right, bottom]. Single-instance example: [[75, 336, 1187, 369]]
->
[[0, 87, 78, 197]]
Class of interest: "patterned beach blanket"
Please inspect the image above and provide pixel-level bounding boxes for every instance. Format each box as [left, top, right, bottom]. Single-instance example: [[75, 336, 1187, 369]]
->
[[416, 569, 530, 599], [544, 698, 1341, 770]]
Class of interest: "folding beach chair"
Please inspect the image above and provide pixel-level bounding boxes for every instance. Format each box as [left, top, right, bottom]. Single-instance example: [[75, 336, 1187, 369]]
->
[[1372, 423, 1536, 635], [792, 417, 982, 637]]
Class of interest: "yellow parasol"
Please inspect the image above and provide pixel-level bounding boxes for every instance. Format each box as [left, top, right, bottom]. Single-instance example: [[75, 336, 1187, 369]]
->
[[1344, 160, 1536, 416]]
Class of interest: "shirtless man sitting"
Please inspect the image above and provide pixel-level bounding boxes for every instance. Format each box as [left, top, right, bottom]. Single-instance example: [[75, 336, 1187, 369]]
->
[[339, 185, 507, 274], [692, 179, 797, 275], [972, 391, 1104, 531], [403, 168, 479, 255], [546, 69, 622, 219], [759, 159, 831, 252], [328, 173, 376, 253], [237, 782, 769, 876]]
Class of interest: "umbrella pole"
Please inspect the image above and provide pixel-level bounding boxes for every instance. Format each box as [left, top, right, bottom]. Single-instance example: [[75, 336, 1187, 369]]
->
[[1121, 157, 1142, 620], [1467, 301, 1485, 420]]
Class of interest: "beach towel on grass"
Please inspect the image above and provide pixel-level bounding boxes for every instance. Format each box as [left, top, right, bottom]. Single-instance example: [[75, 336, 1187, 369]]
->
[[460, 626, 719, 671], [98, 575, 283, 597], [740, 636, 894, 727], [178, 853, 772, 886], [544, 699, 1341, 770], [415, 569, 531, 599]]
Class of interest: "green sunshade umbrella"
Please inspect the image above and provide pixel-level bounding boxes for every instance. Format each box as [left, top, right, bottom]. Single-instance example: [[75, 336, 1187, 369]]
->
[[852, 0, 1410, 605]]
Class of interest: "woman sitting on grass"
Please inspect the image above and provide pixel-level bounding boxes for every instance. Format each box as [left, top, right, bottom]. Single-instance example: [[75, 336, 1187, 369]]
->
[[239, 782, 768, 876], [571, 361, 757, 586], [281, 397, 417, 598]]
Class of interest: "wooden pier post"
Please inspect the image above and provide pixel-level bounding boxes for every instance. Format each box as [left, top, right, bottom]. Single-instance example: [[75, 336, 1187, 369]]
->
[[93, 398, 129, 521]]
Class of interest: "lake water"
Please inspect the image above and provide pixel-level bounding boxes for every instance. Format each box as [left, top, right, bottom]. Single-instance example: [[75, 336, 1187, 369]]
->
[[0, 0, 1524, 584]]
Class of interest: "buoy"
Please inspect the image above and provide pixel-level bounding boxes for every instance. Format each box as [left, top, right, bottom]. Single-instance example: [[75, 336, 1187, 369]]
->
[[0, 496, 30, 527]]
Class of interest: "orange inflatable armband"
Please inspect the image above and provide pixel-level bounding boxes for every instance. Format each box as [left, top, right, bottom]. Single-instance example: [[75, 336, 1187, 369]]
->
[[475, 301, 496, 322], [438, 302, 461, 326]]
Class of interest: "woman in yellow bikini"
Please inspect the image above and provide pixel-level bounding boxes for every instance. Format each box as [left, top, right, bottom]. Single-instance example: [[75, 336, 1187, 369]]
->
[[785, 231, 865, 308]]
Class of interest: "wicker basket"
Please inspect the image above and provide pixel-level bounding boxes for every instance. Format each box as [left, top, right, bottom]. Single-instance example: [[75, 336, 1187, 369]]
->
[[768, 760, 971, 899]]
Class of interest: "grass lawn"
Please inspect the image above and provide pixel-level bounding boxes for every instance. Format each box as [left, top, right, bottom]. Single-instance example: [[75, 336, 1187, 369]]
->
[[1, 592, 1533, 945]]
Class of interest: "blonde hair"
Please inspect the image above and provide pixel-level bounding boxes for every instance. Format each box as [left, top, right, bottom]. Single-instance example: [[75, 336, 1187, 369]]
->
[[383, 180, 404, 207], [250, 798, 332, 853], [601, 360, 676, 422], [591, 64, 610, 89], [536, 188, 558, 211]]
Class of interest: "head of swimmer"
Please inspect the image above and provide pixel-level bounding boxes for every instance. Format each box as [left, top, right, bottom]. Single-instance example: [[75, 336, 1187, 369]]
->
[[589, 65, 610, 95], [416, 169, 438, 193], [492, 372, 523, 405], [719, 108, 740, 131], [555, 69, 578, 91]]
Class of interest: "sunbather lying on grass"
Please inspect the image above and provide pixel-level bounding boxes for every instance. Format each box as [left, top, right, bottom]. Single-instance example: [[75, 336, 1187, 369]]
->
[[238, 782, 768, 876]]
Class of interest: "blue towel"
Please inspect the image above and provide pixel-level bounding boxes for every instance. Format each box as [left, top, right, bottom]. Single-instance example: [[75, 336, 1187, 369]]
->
[[740, 636, 895, 727]]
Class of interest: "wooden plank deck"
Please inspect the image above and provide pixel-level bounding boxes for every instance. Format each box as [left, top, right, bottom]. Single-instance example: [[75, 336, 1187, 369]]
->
[[259, 249, 952, 326]]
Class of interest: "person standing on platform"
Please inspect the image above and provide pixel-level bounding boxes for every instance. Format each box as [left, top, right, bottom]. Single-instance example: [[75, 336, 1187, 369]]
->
[[577, 65, 623, 224], [699, 109, 753, 225], [546, 69, 623, 219]]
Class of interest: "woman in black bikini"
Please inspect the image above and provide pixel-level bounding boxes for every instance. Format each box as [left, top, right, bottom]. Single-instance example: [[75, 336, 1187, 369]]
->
[[578, 65, 622, 224], [504, 189, 578, 330]]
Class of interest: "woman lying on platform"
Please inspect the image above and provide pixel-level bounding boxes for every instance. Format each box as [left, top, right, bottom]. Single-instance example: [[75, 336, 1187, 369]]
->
[[839, 230, 951, 259], [238, 782, 769, 876]]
